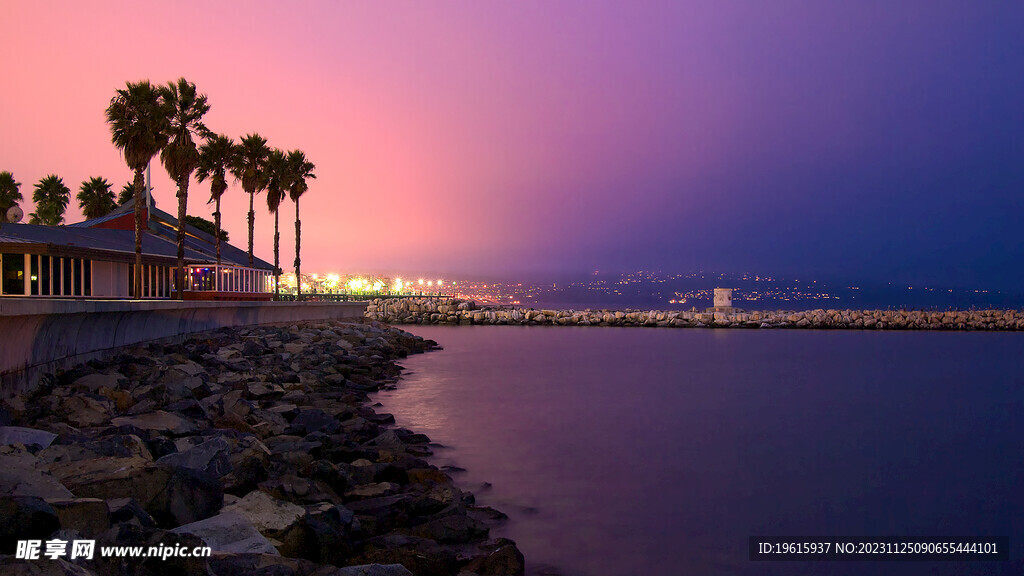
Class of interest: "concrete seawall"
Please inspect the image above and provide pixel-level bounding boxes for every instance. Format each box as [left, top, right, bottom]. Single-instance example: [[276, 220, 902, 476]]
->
[[0, 298, 367, 396], [366, 297, 1024, 331]]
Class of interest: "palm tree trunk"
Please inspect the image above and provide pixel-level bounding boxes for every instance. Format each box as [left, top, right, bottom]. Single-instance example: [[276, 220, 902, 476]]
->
[[132, 169, 145, 299], [175, 177, 189, 300], [247, 190, 255, 267], [294, 197, 301, 302], [214, 197, 222, 266], [273, 209, 280, 300]]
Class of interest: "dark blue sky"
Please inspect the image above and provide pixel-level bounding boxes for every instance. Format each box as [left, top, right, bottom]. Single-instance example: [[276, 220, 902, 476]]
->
[[554, 2, 1024, 290]]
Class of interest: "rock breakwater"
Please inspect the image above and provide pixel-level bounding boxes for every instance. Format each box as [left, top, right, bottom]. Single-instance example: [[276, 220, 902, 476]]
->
[[366, 298, 1024, 331], [0, 320, 523, 576]]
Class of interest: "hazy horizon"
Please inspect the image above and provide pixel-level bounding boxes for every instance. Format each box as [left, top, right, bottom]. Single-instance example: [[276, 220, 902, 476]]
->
[[2, 2, 1022, 291]]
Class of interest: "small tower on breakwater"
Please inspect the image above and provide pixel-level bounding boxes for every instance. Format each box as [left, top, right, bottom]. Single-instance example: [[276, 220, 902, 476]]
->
[[707, 287, 741, 313]]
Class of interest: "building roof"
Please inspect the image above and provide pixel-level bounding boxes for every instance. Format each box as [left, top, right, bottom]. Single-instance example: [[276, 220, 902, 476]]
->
[[65, 207, 135, 228], [0, 199, 273, 270]]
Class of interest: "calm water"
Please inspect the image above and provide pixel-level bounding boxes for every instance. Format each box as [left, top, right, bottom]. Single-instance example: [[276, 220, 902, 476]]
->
[[372, 326, 1024, 575]]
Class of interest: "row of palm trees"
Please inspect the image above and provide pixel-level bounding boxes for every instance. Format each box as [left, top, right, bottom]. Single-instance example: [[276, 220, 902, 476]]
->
[[0, 171, 117, 225], [105, 78, 316, 300]]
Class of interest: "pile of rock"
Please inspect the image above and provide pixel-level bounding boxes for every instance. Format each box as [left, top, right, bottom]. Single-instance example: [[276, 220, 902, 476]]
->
[[0, 320, 523, 576], [365, 298, 1024, 331]]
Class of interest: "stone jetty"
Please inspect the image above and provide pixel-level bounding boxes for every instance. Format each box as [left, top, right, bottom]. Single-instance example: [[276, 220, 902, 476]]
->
[[0, 320, 523, 576], [366, 298, 1024, 331]]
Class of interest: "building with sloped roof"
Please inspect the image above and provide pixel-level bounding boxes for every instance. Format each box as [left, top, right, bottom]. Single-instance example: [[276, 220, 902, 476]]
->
[[0, 198, 274, 300]]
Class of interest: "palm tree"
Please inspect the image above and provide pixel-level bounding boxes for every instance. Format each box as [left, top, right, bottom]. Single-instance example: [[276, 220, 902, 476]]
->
[[0, 171, 22, 222], [106, 80, 170, 298], [29, 175, 70, 225], [230, 134, 270, 267], [117, 182, 135, 205], [264, 149, 289, 299], [286, 150, 316, 301], [159, 78, 211, 299], [77, 177, 117, 219], [196, 134, 236, 265]]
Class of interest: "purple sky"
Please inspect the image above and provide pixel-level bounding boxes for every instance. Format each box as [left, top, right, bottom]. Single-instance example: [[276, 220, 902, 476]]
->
[[2, 1, 1022, 287]]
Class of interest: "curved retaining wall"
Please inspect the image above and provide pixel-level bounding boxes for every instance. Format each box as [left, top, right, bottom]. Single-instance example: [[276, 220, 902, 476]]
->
[[0, 298, 367, 396], [365, 298, 1024, 331]]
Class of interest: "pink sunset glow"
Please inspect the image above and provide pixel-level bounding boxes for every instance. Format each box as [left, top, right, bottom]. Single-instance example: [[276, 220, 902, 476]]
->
[[0, 2, 736, 277]]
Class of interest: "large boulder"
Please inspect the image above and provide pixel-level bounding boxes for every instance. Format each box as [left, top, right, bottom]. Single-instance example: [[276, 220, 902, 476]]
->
[[352, 534, 460, 576], [410, 513, 488, 544], [156, 436, 232, 481], [71, 372, 127, 393], [276, 503, 359, 564], [222, 490, 304, 537], [106, 497, 157, 528], [286, 408, 341, 436], [0, 447, 75, 500], [0, 496, 60, 554], [222, 436, 271, 495], [111, 411, 199, 436], [170, 511, 279, 555], [46, 497, 111, 536], [0, 426, 58, 449], [259, 474, 341, 505], [50, 456, 222, 527], [59, 395, 113, 428], [463, 540, 526, 575]]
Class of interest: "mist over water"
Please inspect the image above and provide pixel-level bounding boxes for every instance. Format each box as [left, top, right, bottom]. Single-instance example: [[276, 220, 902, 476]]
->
[[374, 326, 1024, 576]]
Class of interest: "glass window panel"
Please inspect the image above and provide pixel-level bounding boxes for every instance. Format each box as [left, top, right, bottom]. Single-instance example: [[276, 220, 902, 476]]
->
[[83, 259, 91, 296], [40, 256, 51, 296], [63, 257, 73, 296], [30, 255, 39, 295], [2, 253, 25, 295], [72, 259, 82, 296]]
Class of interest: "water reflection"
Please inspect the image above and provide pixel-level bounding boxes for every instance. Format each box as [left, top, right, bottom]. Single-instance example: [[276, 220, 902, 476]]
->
[[374, 326, 1024, 576]]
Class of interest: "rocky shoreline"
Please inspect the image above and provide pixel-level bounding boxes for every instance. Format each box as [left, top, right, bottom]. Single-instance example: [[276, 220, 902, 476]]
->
[[0, 320, 523, 576], [366, 298, 1024, 331]]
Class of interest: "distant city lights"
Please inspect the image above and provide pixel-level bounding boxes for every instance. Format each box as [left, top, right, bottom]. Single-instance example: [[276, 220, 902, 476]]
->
[[265, 269, 1007, 309]]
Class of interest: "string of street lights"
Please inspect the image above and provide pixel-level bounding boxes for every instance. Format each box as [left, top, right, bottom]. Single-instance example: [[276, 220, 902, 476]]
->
[[272, 273, 449, 296]]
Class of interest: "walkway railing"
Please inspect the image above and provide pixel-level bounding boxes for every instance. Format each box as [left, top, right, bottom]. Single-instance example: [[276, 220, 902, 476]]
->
[[275, 292, 454, 302]]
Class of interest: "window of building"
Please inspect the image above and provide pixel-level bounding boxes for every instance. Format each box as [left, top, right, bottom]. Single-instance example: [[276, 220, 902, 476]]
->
[[72, 258, 82, 296], [30, 255, 39, 296], [40, 256, 51, 296], [2, 253, 25, 295], [61, 257, 72, 296]]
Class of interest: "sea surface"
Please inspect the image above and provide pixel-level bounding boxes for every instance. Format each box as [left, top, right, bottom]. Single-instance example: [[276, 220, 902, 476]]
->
[[372, 326, 1024, 576]]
